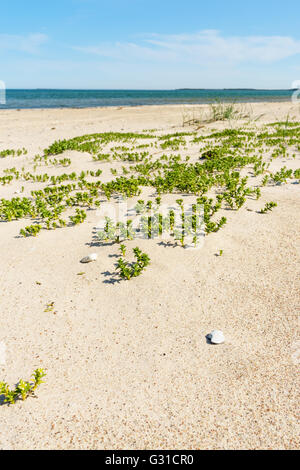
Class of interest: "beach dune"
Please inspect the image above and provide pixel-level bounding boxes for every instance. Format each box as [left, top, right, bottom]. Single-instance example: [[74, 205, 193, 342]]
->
[[0, 102, 299, 450]]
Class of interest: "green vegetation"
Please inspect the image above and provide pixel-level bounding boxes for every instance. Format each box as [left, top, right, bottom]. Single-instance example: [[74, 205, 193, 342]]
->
[[260, 201, 277, 214], [43, 132, 156, 157], [269, 167, 293, 184], [98, 217, 134, 243], [116, 246, 150, 280], [0, 125, 299, 245], [210, 100, 239, 121], [1, 117, 298, 409], [70, 208, 87, 225], [20, 224, 42, 237], [182, 101, 251, 126], [0, 148, 27, 158], [0, 369, 46, 405]]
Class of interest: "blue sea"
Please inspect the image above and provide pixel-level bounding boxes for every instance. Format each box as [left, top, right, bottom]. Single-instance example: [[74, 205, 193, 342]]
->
[[0, 89, 294, 110]]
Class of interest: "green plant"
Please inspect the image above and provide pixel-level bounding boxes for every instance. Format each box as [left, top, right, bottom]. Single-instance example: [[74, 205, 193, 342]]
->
[[20, 224, 42, 237], [0, 148, 27, 158], [97, 218, 134, 243], [270, 167, 293, 184], [70, 209, 87, 225], [117, 246, 150, 280], [0, 369, 46, 405], [262, 175, 269, 186], [260, 201, 277, 214], [293, 169, 300, 179], [209, 100, 238, 121]]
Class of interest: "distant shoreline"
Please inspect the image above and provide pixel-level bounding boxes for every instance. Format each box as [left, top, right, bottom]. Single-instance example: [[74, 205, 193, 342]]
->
[[176, 88, 296, 91]]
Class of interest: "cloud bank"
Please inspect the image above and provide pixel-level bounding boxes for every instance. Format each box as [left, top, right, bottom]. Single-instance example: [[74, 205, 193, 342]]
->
[[74, 30, 300, 64]]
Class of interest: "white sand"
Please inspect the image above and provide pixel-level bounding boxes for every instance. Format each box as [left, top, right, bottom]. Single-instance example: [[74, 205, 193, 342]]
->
[[0, 102, 299, 449]]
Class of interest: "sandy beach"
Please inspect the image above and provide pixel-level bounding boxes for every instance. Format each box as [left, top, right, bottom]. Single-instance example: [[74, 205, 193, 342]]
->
[[0, 101, 299, 450]]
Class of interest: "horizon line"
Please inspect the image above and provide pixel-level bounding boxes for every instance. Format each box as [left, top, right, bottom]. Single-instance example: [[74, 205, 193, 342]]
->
[[4, 88, 296, 92]]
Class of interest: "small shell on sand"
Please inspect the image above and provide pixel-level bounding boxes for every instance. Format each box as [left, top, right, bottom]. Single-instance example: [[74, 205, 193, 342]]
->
[[207, 330, 225, 344], [80, 253, 98, 263]]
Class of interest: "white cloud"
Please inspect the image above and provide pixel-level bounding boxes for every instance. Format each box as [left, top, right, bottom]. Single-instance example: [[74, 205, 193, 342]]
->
[[0, 33, 48, 54], [74, 30, 300, 64], [74, 41, 176, 62]]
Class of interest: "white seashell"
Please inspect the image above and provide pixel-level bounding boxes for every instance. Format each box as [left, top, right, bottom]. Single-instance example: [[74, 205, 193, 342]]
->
[[80, 253, 98, 263], [207, 330, 225, 344]]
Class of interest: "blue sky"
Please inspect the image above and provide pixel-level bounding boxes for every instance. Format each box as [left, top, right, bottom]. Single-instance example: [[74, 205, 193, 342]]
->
[[1, 0, 300, 89]]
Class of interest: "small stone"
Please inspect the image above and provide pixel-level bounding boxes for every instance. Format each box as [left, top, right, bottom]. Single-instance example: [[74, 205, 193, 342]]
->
[[80, 253, 97, 263], [207, 330, 225, 344]]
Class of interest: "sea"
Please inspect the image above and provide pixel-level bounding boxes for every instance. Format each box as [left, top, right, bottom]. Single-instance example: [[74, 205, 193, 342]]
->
[[0, 89, 295, 110]]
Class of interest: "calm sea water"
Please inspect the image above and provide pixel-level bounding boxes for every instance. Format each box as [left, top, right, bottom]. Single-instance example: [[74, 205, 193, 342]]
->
[[0, 89, 294, 110]]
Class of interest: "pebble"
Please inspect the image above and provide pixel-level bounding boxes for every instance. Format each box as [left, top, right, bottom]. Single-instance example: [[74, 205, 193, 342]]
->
[[207, 330, 225, 344], [80, 253, 98, 263]]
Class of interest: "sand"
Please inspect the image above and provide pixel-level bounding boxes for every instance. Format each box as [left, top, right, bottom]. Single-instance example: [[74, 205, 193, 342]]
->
[[0, 101, 299, 450]]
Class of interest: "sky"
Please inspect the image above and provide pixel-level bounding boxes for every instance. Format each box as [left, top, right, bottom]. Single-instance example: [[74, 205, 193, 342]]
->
[[1, 0, 300, 89]]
